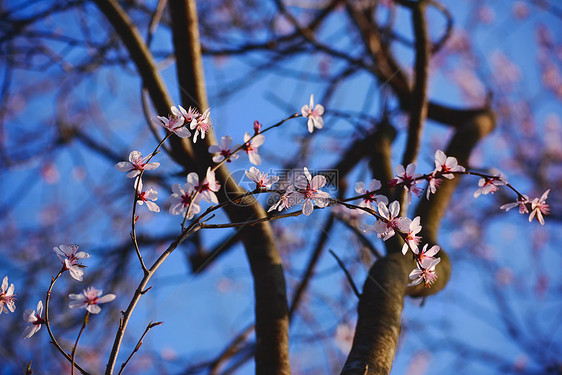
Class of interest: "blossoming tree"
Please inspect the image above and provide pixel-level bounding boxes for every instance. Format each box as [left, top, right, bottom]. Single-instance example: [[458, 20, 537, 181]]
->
[[0, 0, 560, 374]]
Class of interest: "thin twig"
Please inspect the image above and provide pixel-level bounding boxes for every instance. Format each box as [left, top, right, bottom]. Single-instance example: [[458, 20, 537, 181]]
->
[[44, 268, 90, 375], [329, 250, 361, 298], [118, 321, 163, 375], [71, 312, 90, 375]]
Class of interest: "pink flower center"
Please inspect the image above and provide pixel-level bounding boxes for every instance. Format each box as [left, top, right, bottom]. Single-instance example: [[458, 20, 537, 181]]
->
[[243, 143, 254, 153], [34, 315, 45, 325], [387, 218, 400, 229], [0, 294, 15, 303], [363, 191, 376, 203], [440, 164, 451, 173], [303, 184, 317, 200], [423, 270, 438, 287], [181, 193, 194, 208]]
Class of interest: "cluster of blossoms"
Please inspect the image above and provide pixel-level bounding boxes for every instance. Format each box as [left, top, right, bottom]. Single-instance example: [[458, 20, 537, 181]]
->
[[115, 95, 325, 223], [4, 92, 555, 374], [335, 150, 550, 287], [17, 244, 116, 339], [500, 189, 551, 225], [2, 96, 328, 366], [243, 145, 551, 287], [156, 105, 212, 142], [169, 167, 221, 219], [357, 199, 441, 287], [356, 153, 456, 286], [268, 167, 331, 216]]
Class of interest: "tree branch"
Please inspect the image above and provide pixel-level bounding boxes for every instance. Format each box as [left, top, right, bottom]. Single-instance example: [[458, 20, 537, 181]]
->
[[167, 1, 290, 374]]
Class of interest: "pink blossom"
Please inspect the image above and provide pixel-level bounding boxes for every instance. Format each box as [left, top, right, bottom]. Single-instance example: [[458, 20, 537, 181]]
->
[[355, 179, 388, 211], [208, 135, 240, 163], [53, 244, 90, 281], [242, 132, 265, 165], [434, 150, 465, 179], [245, 167, 279, 190], [115, 151, 160, 178], [155, 113, 191, 138], [426, 173, 442, 199], [23, 300, 45, 339], [408, 258, 441, 287], [188, 167, 221, 204], [529, 189, 550, 225], [500, 195, 530, 214], [301, 94, 324, 133], [135, 178, 160, 213], [190, 108, 212, 143], [473, 174, 507, 198], [171, 105, 199, 125], [268, 186, 297, 213], [402, 216, 422, 255], [394, 163, 422, 203], [372, 201, 411, 241], [294, 167, 331, 216], [413, 243, 440, 266], [169, 182, 201, 218], [0, 276, 16, 314], [69, 286, 116, 314]]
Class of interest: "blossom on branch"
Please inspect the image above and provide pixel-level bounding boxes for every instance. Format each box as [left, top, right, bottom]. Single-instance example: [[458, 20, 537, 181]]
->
[[135, 178, 160, 213], [243, 132, 265, 165], [115, 151, 160, 179], [245, 167, 279, 190], [500, 195, 530, 214], [408, 258, 441, 287], [190, 108, 212, 143], [426, 173, 442, 199], [402, 216, 422, 255], [0, 276, 16, 314], [473, 173, 507, 198], [301, 94, 324, 133], [171, 105, 199, 125], [392, 163, 422, 203], [53, 244, 90, 281], [529, 189, 550, 225], [169, 182, 201, 218], [268, 186, 297, 213], [208, 135, 240, 163], [155, 113, 191, 138], [355, 179, 388, 211], [188, 168, 221, 204], [294, 167, 331, 216], [23, 300, 45, 339], [413, 243, 440, 266], [434, 150, 465, 178], [372, 201, 411, 241], [69, 286, 115, 314]]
